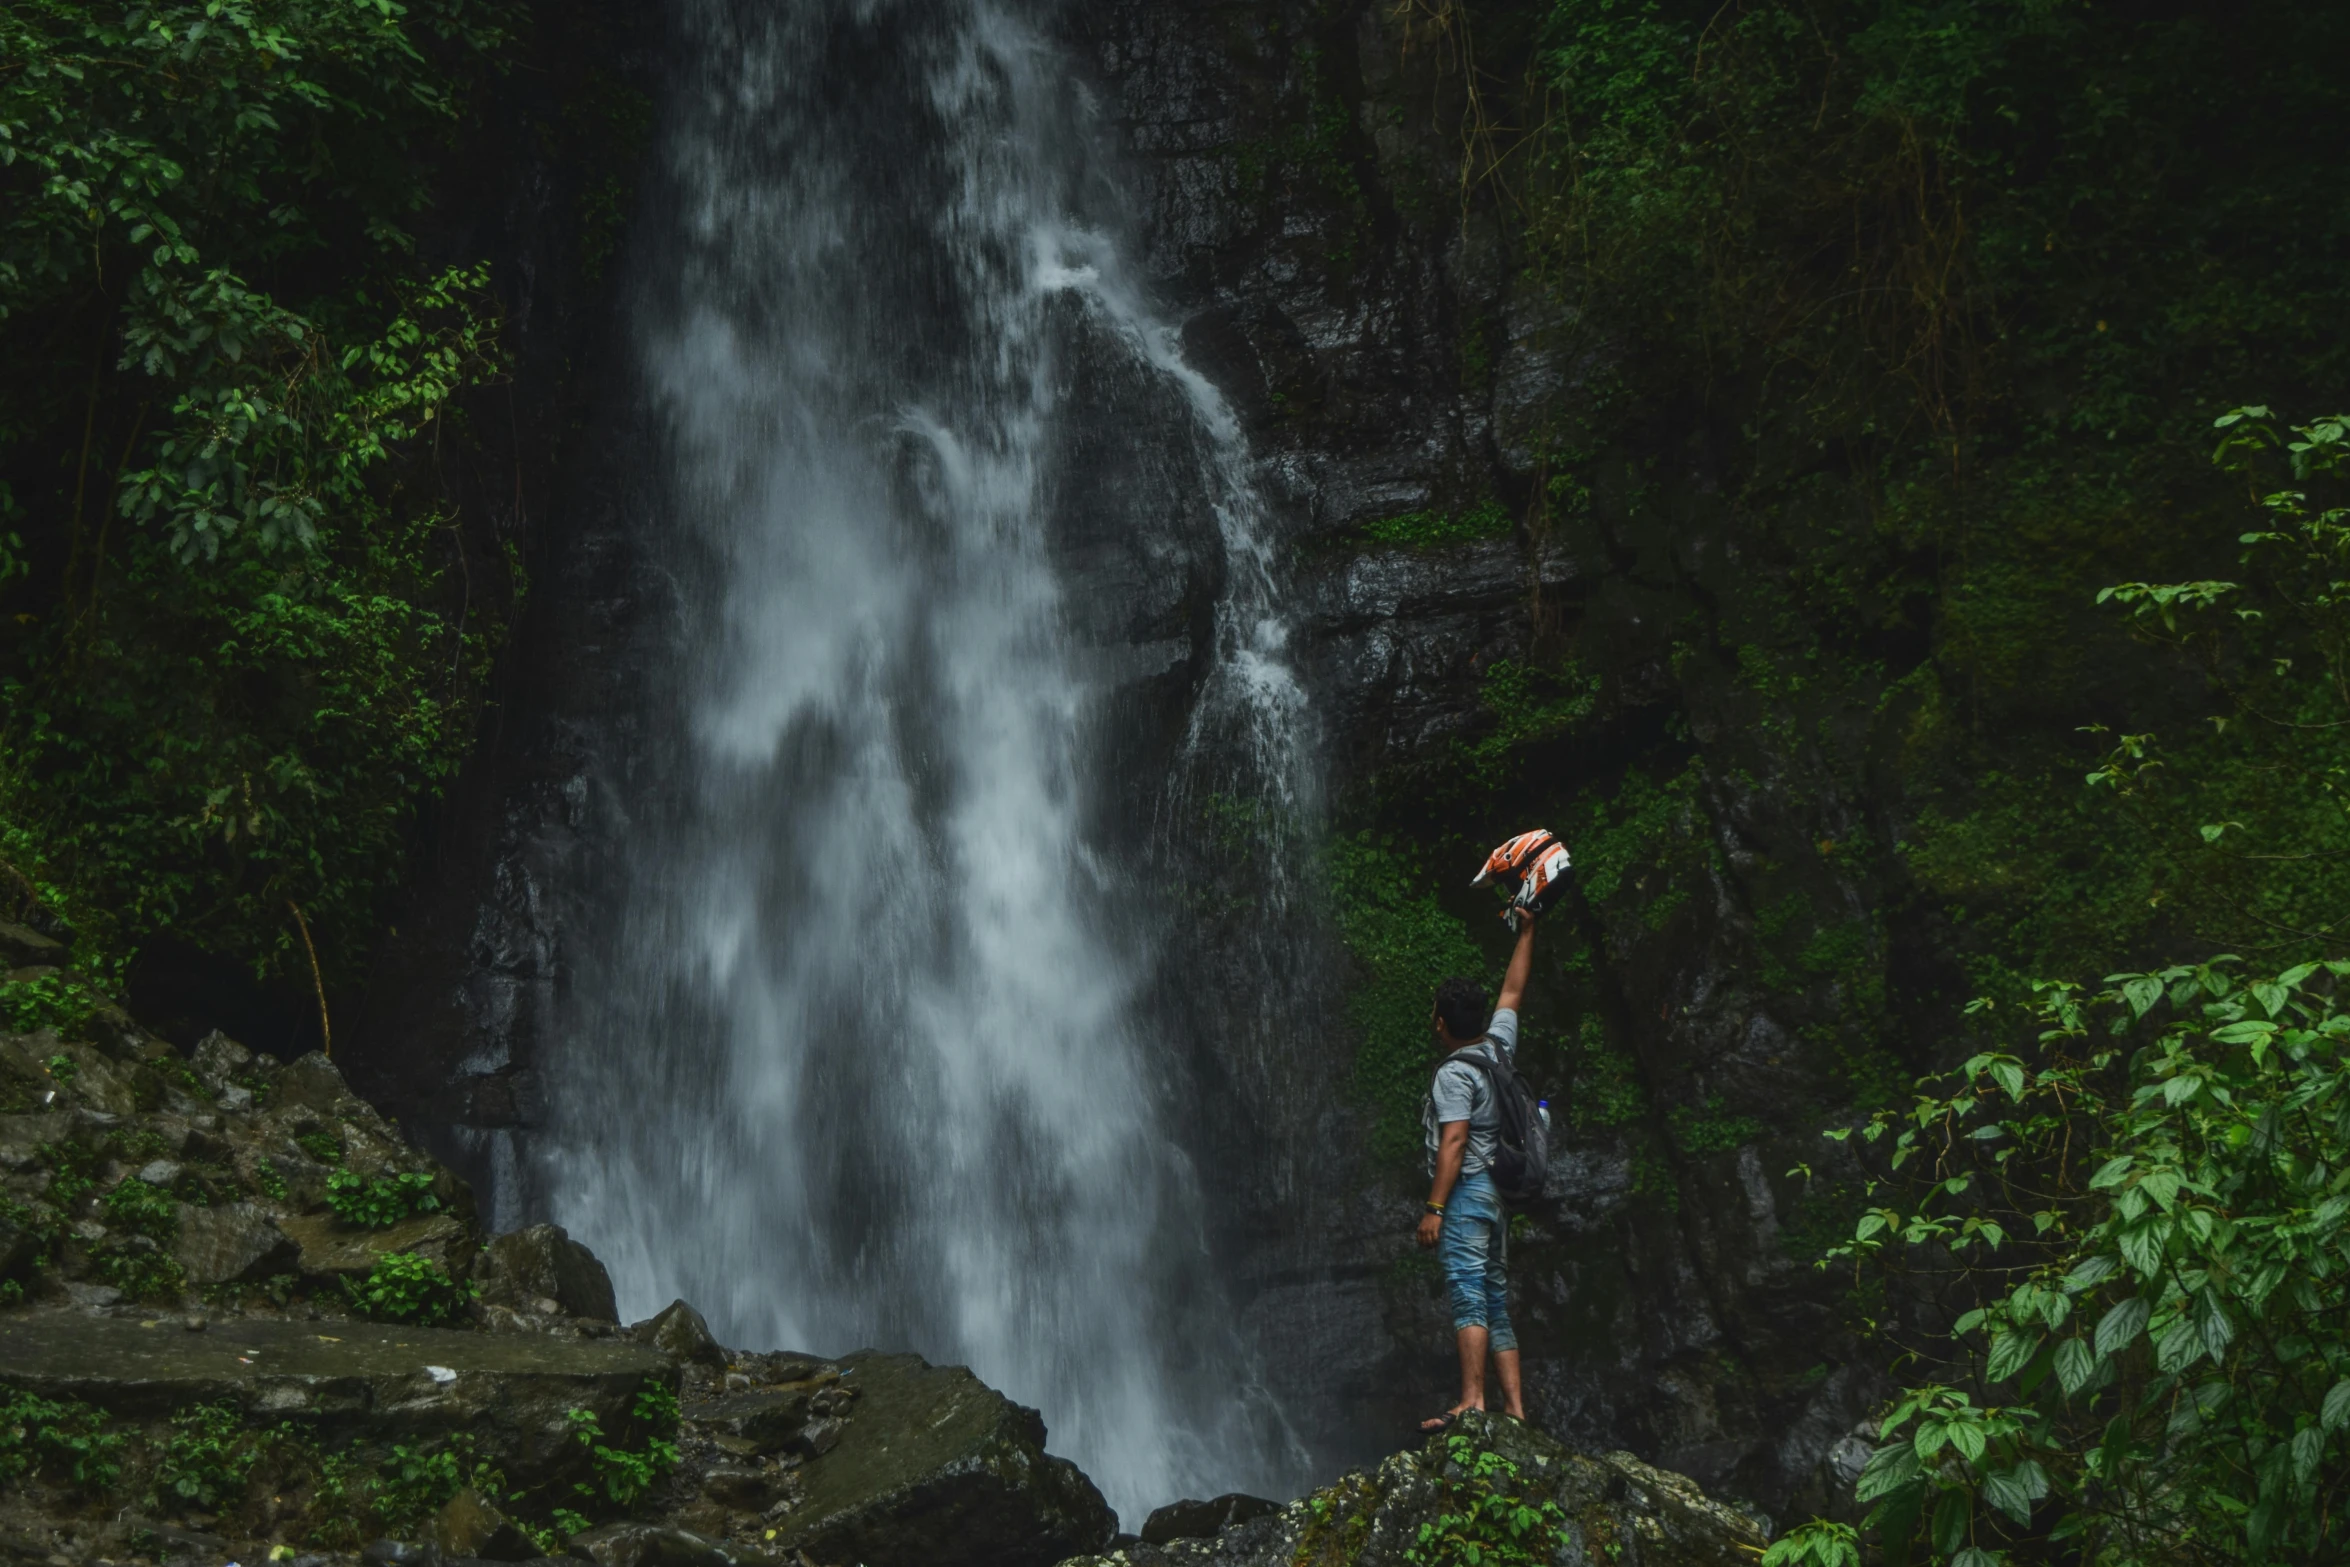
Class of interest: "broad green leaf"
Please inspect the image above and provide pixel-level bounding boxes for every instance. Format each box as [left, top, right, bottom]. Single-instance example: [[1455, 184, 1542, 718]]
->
[[2095, 1296, 2150, 1356], [1855, 1441, 1921, 1502], [1990, 1059, 2025, 1099], [2291, 1424, 2324, 1484], [1930, 1488, 1969, 1556], [2119, 1219, 2170, 1277], [2088, 1156, 2135, 1190], [2198, 1294, 2235, 1365], [1948, 1419, 1987, 1464], [2323, 1380, 2350, 1433], [1948, 1548, 1998, 1567], [2055, 1337, 2096, 1395], [1913, 1419, 1949, 1460], [1983, 1467, 2036, 1524], [2153, 1314, 2202, 1373], [1986, 1329, 2041, 1383]]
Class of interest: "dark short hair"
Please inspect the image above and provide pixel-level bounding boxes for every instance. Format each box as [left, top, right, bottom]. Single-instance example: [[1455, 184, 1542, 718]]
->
[[1433, 977, 1491, 1042]]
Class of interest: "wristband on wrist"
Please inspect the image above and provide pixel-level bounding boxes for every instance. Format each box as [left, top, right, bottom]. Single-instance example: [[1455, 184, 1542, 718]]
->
[[1424, 1201, 1445, 1215]]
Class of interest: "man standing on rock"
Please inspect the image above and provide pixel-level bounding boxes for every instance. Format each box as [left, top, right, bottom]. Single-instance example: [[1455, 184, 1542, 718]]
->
[[1415, 912, 1536, 1431]]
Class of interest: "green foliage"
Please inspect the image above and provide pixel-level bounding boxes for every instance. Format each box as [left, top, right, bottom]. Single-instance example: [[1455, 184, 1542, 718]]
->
[[252, 1158, 289, 1202], [631, 1378, 681, 1438], [1759, 1520, 1859, 1567], [151, 1401, 265, 1512], [1666, 1096, 1763, 1156], [565, 1384, 681, 1513], [1563, 759, 1706, 913], [372, 1435, 505, 1536], [1403, 1433, 1570, 1566], [1363, 501, 1514, 549], [93, 1173, 186, 1300], [0, 1384, 121, 1489], [325, 1169, 439, 1228], [1565, 1015, 1644, 1131], [1776, 426, 2350, 1561], [100, 1176, 178, 1241], [341, 1250, 471, 1326], [0, 968, 101, 1035], [1458, 660, 1600, 788], [1823, 959, 2350, 1562], [0, 0, 520, 984], [1329, 833, 1486, 1162], [295, 1130, 344, 1166], [95, 1245, 186, 1303]]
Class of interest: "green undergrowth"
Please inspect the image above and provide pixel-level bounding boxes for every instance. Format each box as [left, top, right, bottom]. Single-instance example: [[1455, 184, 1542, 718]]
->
[[1403, 1432, 1571, 1566], [325, 1169, 442, 1228], [342, 1251, 474, 1327], [0, 0, 525, 991], [0, 1377, 681, 1549], [1329, 833, 1484, 1163], [1362, 500, 1514, 549]]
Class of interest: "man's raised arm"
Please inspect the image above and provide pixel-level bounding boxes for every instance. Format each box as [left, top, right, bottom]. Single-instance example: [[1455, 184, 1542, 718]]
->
[[1495, 914, 1535, 1016]]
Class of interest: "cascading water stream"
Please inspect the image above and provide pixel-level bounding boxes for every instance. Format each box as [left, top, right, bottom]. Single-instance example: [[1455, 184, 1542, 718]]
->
[[536, 0, 1318, 1520]]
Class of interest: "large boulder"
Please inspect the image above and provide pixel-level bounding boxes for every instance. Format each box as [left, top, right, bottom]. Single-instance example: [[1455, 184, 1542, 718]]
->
[[632, 1298, 725, 1365], [172, 1201, 300, 1286], [478, 1223, 618, 1321], [764, 1352, 1114, 1567], [1058, 1414, 1764, 1567]]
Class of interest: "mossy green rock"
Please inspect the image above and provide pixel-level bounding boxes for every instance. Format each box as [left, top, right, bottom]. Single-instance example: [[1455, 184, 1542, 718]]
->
[[770, 1351, 1114, 1567], [0, 1308, 669, 1490], [1057, 1413, 1763, 1567]]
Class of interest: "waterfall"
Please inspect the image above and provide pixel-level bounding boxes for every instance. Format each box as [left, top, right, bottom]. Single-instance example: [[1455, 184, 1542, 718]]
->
[[536, 0, 1318, 1521]]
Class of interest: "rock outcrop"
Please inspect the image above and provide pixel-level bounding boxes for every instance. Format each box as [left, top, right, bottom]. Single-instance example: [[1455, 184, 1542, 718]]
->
[[1059, 1414, 1765, 1567], [1, 1012, 1115, 1567]]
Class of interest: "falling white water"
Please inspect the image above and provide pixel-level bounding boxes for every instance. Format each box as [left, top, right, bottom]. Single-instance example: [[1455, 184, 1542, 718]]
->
[[536, 0, 1316, 1522]]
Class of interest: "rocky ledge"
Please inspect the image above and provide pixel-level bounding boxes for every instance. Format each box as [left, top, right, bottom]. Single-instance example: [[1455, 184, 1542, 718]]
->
[[3, 989, 1769, 1567], [1059, 1414, 1765, 1567]]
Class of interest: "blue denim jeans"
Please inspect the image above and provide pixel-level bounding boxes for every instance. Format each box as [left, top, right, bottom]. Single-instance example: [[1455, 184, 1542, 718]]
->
[[1438, 1169, 1516, 1352]]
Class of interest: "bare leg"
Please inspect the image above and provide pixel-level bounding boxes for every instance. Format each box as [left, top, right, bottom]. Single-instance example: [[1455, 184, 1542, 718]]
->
[[1454, 1324, 1490, 1413], [1491, 1347, 1525, 1420], [1419, 1326, 1491, 1431]]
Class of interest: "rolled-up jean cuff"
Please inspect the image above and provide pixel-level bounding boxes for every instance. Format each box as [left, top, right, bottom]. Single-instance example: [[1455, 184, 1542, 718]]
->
[[1438, 1170, 1516, 1352]]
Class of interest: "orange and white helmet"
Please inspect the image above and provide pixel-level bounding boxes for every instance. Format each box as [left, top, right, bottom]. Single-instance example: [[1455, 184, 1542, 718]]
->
[[1473, 830, 1573, 925]]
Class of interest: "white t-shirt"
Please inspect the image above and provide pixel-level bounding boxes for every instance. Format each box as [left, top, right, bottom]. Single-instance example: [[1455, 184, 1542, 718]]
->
[[1423, 1008, 1520, 1177]]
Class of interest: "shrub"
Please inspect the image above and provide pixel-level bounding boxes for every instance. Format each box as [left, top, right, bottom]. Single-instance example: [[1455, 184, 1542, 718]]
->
[[1402, 1432, 1569, 1566], [325, 1170, 440, 1228], [0, 1385, 121, 1489], [564, 1382, 683, 1513], [0, 972, 102, 1036], [372, 1435, 506, 1536], [342, 1252, 473, 1327], [150, 1402, 266, 1512]]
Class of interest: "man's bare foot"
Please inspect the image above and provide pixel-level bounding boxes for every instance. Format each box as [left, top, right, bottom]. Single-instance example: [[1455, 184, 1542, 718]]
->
[[1418, 1403, 1482, 1432]]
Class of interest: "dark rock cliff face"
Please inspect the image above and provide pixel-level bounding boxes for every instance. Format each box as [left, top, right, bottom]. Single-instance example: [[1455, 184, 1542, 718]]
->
[[351, 0, 1889, 1520]]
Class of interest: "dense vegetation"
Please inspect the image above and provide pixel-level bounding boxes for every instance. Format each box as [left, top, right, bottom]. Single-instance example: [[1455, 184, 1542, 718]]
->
[[1316, 0, 2350, 1560], [0, 0, 519, 1002]]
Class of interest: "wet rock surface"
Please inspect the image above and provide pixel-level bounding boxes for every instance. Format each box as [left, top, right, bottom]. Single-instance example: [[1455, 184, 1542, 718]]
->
[[0, 1312, 665, 1492], [0, 1004, 1126, 1567], [762, 1353, 1115, 1567], [1060, 1414, 1764, 1567]]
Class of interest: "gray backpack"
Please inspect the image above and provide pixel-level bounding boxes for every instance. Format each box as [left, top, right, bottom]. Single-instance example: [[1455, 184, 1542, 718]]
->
[[1444, 1046, 1551, 1202]]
